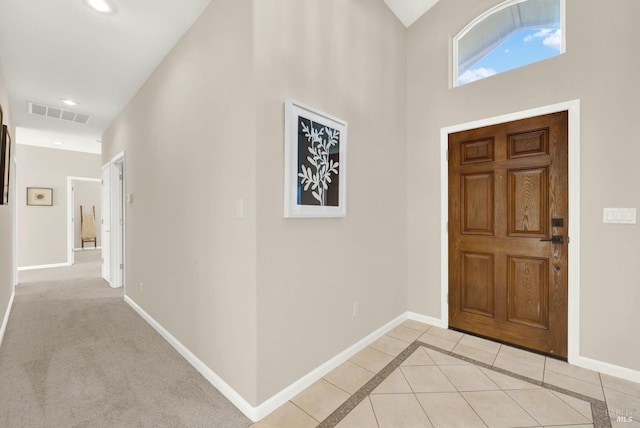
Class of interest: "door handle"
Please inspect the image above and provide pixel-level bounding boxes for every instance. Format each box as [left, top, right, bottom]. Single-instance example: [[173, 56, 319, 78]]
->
[[540, 235, 564, 244]]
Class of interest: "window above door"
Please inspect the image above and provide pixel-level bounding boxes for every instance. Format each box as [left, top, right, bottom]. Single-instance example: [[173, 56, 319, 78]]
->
[[454, 0, 565, 86]]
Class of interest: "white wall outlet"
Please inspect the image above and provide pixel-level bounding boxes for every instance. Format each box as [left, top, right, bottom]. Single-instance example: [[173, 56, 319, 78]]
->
[[139, 282, 144, 293], [353, 301, 360, 317]]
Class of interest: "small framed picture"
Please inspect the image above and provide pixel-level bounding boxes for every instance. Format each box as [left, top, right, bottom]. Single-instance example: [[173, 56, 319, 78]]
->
[[0, 122, 10, 205], [284, 99, 347, 218], [27, 187, 53, 206]]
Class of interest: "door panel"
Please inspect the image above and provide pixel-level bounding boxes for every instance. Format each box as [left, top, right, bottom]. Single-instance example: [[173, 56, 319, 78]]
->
[[449, 111, 568, 358]]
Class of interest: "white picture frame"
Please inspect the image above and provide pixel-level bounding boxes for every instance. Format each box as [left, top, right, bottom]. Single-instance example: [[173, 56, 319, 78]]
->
[[284, 99, 347, 218]]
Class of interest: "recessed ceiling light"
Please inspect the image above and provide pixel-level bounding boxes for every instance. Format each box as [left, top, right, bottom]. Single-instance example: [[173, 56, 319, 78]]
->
[[61, 99, 78, 106], [86, 0, 115, 14], [53, 141, 65, 146]]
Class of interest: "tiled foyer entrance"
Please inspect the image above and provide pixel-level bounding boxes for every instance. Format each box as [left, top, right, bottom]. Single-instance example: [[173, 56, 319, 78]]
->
[[254, 320, 639, 427]]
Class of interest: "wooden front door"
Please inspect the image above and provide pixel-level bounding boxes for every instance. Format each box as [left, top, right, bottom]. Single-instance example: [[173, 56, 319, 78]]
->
[[448, 111, 568, 358]]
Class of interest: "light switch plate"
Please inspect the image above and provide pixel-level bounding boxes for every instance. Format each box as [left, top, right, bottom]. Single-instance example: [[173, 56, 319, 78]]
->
[[603, 208, 636, 224]]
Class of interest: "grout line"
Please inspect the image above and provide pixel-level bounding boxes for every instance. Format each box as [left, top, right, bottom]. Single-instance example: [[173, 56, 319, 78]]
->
[[366, 396, 381, 428], [317, 342, 420, 427], [288, 400, 321, 424], [317, 335, 615, 428]]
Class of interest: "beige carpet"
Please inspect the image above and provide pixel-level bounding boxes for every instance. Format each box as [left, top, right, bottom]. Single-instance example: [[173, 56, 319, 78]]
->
[[1, 250, 250, 427]]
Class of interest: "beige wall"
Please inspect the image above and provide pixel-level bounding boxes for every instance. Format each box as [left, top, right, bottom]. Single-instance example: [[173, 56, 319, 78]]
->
[[0, 61, 15, 331], [102, 0, 258, 404], [253, 0, 407, 402], [102, 0, 640, 409], [73, 180, 101, 249], [406, 0, 640, 371], [16, 145, 101, 267]]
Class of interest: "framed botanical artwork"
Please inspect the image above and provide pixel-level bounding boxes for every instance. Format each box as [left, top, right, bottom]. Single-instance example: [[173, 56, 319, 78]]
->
[[0, 124, 10, 205], [27, 187, 53, 206], [284, 99, 347, 218]]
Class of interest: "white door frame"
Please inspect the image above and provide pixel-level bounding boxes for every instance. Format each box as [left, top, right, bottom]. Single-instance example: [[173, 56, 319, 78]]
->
[[102, 151, 126, 289], [67, 176, 101, 266], [439, 100, 581, 364]]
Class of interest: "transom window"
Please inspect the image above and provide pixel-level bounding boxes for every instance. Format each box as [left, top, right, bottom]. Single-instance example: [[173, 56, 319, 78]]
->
[[454, 0, 564, 86]]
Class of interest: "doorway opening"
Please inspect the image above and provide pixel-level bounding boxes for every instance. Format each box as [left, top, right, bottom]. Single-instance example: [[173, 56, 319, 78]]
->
[[67, 176, 101, 266]]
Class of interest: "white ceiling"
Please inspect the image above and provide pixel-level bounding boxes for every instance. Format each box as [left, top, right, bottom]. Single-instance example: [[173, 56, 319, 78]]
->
[[0, 0, 436, 155], [384, 0, 440, 27]]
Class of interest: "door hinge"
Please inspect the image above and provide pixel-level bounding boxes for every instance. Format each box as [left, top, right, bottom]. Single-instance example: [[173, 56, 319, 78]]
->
[[119, 174, 123, 180], [446, 221, 449, 233], [120, 264, 124, 269], [120, 218, 124, 226], [446, 149, 449, 161]]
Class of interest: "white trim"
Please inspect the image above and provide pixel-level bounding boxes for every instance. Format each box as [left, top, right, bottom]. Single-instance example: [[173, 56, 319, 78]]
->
[[125, 292, 408, 421], [67, 176, 101, 266], [452, 0, 566, 87], [0, 291, 15, 347], [125, 295, 260, 421], [255, 313, 407, 420], [576, 355, 640, 385], [74, 247, 102, 252], [407, 311, 446, 329], [439, 100, 581, 362], [18, 262, 71, 271]]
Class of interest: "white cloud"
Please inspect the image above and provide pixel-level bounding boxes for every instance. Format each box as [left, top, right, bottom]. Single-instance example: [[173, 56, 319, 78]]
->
[[523, 28, 562, 51], [543, 29, 562, 51], [504, 48, 510, 54], [458, 67, 497, 85]]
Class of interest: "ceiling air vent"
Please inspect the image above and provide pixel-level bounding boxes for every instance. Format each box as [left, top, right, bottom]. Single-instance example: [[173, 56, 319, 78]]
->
[[28, 102, 92, 125]]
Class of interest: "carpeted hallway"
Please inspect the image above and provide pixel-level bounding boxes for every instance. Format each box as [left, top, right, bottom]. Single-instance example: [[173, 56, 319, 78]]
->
[[0, 250, 251, 427]]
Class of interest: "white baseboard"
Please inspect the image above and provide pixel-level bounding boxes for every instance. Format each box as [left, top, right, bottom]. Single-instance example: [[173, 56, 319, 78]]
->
[[0, 291, 15, 348], [576, 355, 640, 384], [406, 310, 640, 384], [124, 295, 260, 421], [124, 294, 410, 422], [407, 311, 446, 328], [74, 247, 102, 252], [17, 262, 70, 271], [253, 312, 409, 420]]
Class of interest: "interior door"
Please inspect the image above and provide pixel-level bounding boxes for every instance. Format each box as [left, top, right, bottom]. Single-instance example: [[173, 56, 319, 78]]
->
[[448, 111, 568, 358], [101, 164, 111, 283]]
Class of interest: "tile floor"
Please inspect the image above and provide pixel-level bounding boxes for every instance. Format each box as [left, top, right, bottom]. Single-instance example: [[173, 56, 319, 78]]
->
[[252, 320, 640, 428]]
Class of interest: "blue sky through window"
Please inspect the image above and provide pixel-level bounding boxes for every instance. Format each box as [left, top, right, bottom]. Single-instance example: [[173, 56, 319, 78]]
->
[[458, 26, 562, 85]]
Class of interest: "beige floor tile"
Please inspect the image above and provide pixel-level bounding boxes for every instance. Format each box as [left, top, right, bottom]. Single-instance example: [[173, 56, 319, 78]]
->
[[462, 390, 539, 427], [418, 327, 463, 352], [416, 392, 486, 428], [425, 348, 470, 366], [401, 319, 432, 333], [290, 379, 350, 422], [386, 325, 423, 343], [545, 358, 601, 385], [452, 342, 499, 366], [401, 366, 457, 393], [604, 388, 640, 426], [402, 347, 436, 367], [439, 365, 500, 392], [256, 401, 318, 428], [349, 346, 395, 373], [552, 390, 593, 421], [493, 346, 545, 382], [370, 393, 433, 428], [601, 373, 640, 398], [543, 370, 605, 401], [479, 367, 542, 390], [323, 361, 375, 395], [372, 368, 413, 394], [335, 397, 379, 428], [370, 335, 410, 357], [507, 388, 591, 426], [451, 335, 500, 366]]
